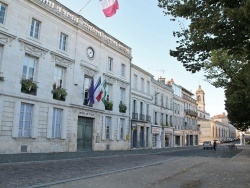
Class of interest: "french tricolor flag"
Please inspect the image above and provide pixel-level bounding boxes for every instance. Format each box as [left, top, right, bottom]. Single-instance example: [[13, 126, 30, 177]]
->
[[94, 76, 103, 102], [99, 0, 119, 17]]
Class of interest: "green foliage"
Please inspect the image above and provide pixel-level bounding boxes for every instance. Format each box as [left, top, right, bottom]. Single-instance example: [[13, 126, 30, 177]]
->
[[105, 101, 113, 111], [51, 84, 67, 101], [21, 78, 38, 94], [158, 0, 250, 73], [119, 103, 127, 113], [225, 63, 250, 131]]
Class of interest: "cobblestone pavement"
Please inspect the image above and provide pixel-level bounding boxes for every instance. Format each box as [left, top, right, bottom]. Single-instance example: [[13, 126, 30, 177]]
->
[[0, 145, 248, 188]]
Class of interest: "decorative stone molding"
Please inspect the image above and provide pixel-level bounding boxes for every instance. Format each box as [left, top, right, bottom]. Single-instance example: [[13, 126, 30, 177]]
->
[[18, 38, 49, 58], [103, 73, 116, 84], [0, 30, 16, 46], [51, 51, 75, 68], [117, 79, 129, 88], [81, 63, 98, 77], [29, 0, 132, 58]]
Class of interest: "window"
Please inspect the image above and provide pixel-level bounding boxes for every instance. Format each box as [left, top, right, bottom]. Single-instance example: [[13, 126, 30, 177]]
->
[[105, 83, 112, 102], [134, 74, 137, 89], [120, 87, 125, 103], [19, 103, 33, 137], [166, 96, 168, 109], [141, 78, 144, 92], [155, 92, 158, 105], [166, 114, 168, 125], [83, 76, 92, 105], [170, 98, 173, 110], [108, 57, 113, 72], [30, 18, 40, 39], [52, 108, 62, 138], [121, 64, 125, 77], [0, 2, 7, 24], [161, 113, 163, 124], [161, 95, 164, 107], [22, 55, 36, 80], [155, 112, 157, 124], [54, 66, 64, 88], [59, 33, 67, 51], [146, 104, 149, 115], [133, 100, 136, 113], [147, 81, 150, 94], [105, 116, 111, 139], [120, 118, 125, 139]]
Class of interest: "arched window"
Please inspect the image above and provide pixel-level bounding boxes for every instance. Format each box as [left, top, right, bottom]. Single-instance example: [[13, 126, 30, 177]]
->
[[197, 95, 201, 101]]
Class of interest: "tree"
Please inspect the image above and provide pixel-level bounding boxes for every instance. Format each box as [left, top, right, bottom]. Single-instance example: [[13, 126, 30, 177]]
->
[[158, 0, 250, 130], [225, 62, 250, 131], [158, 0, 250, 73]]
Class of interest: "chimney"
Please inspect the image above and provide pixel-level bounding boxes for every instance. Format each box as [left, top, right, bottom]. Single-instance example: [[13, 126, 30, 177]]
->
[[158, 76, 166, 83]]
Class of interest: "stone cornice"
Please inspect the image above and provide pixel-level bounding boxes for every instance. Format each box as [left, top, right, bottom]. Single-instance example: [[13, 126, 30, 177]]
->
[[0, 29, 16, 46], [50, 51, 75, 68], [28, 0, 132, 58], [18, 38, 49, 58]]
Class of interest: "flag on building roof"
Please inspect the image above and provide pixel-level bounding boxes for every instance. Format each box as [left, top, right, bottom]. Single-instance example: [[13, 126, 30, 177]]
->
[[99, 0, 119, 17], [89, 78, 95, 104], [94, 76, 103, 102]]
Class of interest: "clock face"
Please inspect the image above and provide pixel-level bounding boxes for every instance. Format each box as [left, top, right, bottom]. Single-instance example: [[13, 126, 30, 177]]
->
[[87, 47, 94, 59]]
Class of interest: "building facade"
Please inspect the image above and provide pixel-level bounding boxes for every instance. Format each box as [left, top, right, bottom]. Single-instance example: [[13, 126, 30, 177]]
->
[[130, 64, 153, 149], [0, 0, 131, 154]]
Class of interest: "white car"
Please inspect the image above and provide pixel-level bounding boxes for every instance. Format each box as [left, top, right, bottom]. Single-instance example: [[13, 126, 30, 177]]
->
[[203, 141, 213, 149]]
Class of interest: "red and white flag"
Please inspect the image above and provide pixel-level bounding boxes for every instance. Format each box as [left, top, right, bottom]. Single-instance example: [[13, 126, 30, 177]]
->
[[94, 76, 103, 102], [99, 0, 119, 17]]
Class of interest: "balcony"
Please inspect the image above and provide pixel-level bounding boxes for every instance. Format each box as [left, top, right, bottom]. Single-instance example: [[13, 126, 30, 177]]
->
[[132, 113, 138, 120], [139, 114, 145, 121], [146, 115, 151, 122], [185, 109, 198, 117]]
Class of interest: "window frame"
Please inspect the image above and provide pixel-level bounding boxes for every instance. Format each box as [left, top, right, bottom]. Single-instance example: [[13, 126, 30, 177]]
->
[[108, 57, 113, 72], [52, 108, 63, 138], [18, 103, 33, 137], [59, 32, 68, 51], [22, 54, 37, 81], [121, 63, 125, 77], [0, 2, 7, 25], [30, 18, 41, 39], [105, 116, 111, 139]]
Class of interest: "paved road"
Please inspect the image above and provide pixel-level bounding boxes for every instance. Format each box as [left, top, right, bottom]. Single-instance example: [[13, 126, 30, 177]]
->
[[0, 144, 249, 188]]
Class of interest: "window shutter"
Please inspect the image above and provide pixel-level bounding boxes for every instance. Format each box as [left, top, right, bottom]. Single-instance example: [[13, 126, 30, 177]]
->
[[110, 118, 115, 141], [61, 109, 67, 139], [101, 116, 106, 140], [47, 107, 53, 139], [117, 118, 120, 141], [31, 104, 39, 138], [0, 99, 3, 135], [12, 101, 20, 138], [123, 119, 127, 140]]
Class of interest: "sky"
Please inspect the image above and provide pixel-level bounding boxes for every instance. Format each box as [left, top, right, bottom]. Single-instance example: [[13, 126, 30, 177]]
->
[[58, 0, 226, 117]]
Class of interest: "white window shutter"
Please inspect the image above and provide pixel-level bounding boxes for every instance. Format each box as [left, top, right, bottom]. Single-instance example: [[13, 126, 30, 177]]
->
[[31, 104, 39, 138], [117, 118, 120, 141], [12, 101, 20, 138], [61, 109, 67, 139], [47, 107, 53, 139], [110, 118, 114, 140], [0, 98, 3, 135], [123, 119, 127, 140], [101, 116, 106, 140]]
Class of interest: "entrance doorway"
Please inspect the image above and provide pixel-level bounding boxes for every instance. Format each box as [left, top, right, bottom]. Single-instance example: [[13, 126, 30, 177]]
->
[[77, 117, 93, 151]]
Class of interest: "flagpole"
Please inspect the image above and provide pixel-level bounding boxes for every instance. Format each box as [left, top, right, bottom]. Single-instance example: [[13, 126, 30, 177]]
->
[[77, 0, 93, 14]]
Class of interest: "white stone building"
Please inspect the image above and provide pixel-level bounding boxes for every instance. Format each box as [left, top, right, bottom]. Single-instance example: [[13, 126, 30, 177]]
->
[[182, 87, 199, 146], [0, 0, 131, 154], [130, 64, 154, 148], [151, 77, 174, 149]]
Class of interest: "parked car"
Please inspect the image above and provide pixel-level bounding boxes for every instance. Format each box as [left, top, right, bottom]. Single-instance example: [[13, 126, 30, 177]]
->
[[203, 141, 213, 149]]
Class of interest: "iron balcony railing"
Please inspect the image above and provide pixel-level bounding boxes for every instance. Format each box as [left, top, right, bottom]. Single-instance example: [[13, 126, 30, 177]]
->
[[139, 114, 145, 121], [132, 113, 138, 120]]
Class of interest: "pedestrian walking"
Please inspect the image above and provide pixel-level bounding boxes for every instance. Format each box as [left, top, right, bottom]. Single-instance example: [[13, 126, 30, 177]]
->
[[213, 140, 217, 151]]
